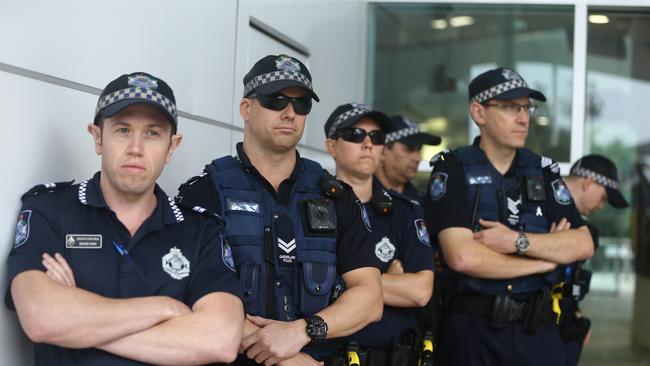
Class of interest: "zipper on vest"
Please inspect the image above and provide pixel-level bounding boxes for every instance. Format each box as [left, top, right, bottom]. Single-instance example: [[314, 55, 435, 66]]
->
[[263, 225, 277, 318]]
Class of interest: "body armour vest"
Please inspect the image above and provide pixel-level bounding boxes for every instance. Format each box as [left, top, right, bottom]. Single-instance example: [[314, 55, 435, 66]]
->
[[205, 156, 339, 321], [440, 145, 560, 295]]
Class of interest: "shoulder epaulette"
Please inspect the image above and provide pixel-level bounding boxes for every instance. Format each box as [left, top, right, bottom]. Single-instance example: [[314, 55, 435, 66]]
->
[[175, 198, 224, 229], [320, 169, 346, 199], [540, 155, 560, 174], [429, 149, 451, 168], [22, 180, 74, 198], [178, 172, 208, 191]]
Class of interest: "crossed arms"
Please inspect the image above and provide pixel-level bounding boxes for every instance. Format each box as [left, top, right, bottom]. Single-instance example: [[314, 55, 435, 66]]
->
[[10, 253, 244, 365], [440, 218, 594, 279]]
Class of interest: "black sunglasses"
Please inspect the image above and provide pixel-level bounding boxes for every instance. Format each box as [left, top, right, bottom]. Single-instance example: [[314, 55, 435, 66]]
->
[[250, 93, 312, 115], [332, 127, 386, 145]]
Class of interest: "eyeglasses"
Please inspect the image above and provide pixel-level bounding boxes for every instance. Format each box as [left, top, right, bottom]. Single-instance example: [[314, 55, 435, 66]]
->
[[250, 93, 312, 115], [332, 127, 386, 145], [483, 102, 536, 117]]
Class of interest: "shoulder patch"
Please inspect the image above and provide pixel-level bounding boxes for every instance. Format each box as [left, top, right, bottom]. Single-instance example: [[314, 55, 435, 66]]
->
[[541, 156, 553, 168], [414, 219, 431, 247], [14, 210, 32, 248], [429, 173, 448, 201], [552, 179, 573, 205]]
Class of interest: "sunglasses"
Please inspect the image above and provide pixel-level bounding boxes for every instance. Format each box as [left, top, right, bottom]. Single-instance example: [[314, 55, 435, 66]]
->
[[332, 127, 386, 145], [250, 93, 312, 115]]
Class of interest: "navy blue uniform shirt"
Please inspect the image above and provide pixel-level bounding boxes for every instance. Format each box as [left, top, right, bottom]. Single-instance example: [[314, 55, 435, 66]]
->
[[426, 147, 585, 237], [348, 179, 434, 349], [6, 172, 240, 366], [425, 140, 585, 290]]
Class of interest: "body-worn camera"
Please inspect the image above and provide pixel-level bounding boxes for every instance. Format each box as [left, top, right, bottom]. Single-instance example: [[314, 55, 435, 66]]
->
[[302, 198, 336, 235]]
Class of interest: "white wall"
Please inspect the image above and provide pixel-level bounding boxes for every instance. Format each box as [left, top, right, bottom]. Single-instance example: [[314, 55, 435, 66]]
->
[[0, 0, 367, 363]]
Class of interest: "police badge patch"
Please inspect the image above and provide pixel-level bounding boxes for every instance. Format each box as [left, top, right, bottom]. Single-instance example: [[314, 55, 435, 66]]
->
[[222, 240, 235, 272], [128, 74, 158, 89], [430, 173, 448, 201], [275, 55, 301, 73], [14, 210, 32, 248], [375, 237, 396, 262], [162, 247, 190, 280], [414, 219, 431, 247], [552, 179, 573, 205], [356, 200, 372, 231]]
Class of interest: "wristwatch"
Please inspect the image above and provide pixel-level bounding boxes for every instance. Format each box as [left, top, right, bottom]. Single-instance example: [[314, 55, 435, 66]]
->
[[305, 315, 328, 344], [515, 231, 530, 255]]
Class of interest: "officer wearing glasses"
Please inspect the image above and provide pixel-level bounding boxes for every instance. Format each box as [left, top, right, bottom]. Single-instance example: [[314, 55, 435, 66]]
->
[[324, 104, 435, 364], [425, 68, 594, 365], [176, 55, 383, 365]]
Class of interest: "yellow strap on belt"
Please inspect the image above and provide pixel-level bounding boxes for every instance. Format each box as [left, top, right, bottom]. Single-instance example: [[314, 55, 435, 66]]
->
[[422, 339, 433, 352], [551, 281, 564, 324], [347, 351, 360, 366]]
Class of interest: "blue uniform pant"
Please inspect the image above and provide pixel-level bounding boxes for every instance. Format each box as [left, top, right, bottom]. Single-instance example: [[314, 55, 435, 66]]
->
[[436, 312, 564, 366], [563, 339, 581, 366]]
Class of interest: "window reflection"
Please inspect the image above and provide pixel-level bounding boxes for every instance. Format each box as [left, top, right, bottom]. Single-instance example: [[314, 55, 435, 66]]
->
[[368, 3, 574, 164]]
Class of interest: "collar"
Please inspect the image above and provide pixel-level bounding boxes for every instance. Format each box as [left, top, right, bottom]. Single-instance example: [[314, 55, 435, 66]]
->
[[471, 136, 520, 176], [77, 172, 184, 225], [235, 142, 301, 183]]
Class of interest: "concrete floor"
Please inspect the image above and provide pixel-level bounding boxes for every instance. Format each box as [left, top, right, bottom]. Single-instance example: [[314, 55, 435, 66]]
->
[[580, 277, 650, 366]]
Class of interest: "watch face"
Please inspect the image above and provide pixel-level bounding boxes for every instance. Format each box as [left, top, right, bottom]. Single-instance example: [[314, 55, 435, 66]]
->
[[517, 234, 529, 254], [306, 316, 328, 342]]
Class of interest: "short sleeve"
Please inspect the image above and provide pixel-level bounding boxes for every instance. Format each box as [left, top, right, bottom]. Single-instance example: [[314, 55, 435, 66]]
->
[[335, 189, 381, 274], [397, 207, 435, 273], [543, 167, 586, 229], [425, 154, 473, 236], [5, 202, 61, 310], [186, 222, 241, 306]]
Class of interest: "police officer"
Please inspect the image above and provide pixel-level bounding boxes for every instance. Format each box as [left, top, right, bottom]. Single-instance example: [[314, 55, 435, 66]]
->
[[376, 115, 441, 206], [324, 103, 435, 365], [176, 55, 383, 365], [425, 67, 595, 366], [5, 72, 244, 365], [560, 155, 629, 365]]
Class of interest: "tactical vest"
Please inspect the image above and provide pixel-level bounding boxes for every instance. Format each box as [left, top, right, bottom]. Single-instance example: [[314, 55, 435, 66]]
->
[[441, 145, 559, 295], [205, 156, 338, 321]]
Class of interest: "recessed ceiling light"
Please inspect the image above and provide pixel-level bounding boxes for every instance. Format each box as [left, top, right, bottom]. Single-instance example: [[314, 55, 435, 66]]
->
[[430, 19, 448, 29], [449, 16, 475, 28], [588, 14, 609, 24]]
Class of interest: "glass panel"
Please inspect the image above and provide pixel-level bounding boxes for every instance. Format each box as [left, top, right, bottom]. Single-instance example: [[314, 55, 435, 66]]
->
[[368, 3, 575, 167], [586, 8, 650, 240]]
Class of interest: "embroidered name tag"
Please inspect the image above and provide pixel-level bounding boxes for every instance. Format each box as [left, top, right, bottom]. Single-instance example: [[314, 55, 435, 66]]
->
[[65, 234, 102, 249]]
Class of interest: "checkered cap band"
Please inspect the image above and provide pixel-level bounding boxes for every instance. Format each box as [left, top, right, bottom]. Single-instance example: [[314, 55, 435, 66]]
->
[[571, 167, 620, 190], [243, 70, 313, 97], [328, 106, 371, 137], [95, 87, 177, 121], [473, 79, 529, 104], [386, 127, 421, 143]]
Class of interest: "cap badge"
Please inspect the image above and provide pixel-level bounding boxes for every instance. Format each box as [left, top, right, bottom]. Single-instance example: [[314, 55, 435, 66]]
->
[[128, 75, 159, 90], [275, 56, 301, 73]]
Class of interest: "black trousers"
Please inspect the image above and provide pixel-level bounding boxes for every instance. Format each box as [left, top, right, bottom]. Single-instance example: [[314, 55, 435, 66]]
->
[[436, 312, 564, 366]]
